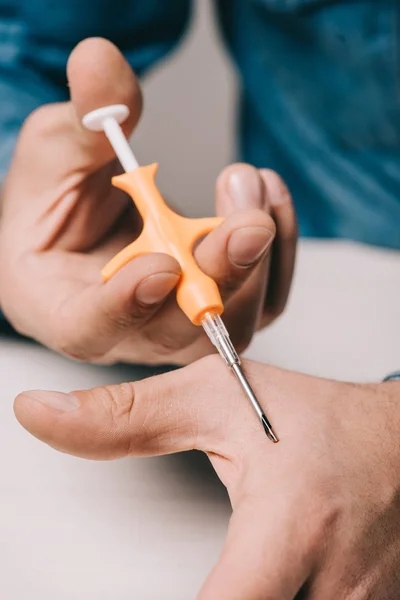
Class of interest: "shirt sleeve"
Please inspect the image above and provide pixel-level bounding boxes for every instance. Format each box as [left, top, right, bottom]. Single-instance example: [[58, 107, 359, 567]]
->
[[0, 70, 68, 185]]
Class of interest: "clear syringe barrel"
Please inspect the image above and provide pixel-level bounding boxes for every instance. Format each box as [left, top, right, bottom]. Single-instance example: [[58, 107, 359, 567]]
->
[[201, 312, 240, 367]]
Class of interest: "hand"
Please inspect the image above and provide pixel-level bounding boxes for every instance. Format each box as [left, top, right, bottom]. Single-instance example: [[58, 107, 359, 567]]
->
[[14, 356, 400, 599], [0, 38, 296, 365]]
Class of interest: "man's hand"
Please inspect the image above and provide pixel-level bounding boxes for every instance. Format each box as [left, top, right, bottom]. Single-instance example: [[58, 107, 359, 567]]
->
[[0, 37, 296, 365], [14, 357, 400, 599]]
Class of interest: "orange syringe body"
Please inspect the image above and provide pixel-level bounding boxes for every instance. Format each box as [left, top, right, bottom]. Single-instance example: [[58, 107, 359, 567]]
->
[[102, 163, 224, 326]]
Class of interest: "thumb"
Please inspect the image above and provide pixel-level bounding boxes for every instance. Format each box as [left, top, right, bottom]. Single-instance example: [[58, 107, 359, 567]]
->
[[66, 36, 143, 169], [13, 356, 230, 460], [9, 37, 142, 189]]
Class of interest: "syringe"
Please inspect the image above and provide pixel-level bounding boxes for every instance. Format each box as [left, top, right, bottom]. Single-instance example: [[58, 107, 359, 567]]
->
[[82, 104, 278, 443]]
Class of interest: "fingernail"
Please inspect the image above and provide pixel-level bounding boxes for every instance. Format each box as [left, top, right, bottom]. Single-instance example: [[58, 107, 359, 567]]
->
[[227, 168, 264, 210], [22, 390, 80, 412], [136, 272, 180, 305], [228, 227, 274, 267]]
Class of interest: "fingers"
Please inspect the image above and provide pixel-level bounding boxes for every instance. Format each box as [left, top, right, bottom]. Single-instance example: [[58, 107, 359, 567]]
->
[[128, 164, 275, 359], [13, 355, 233, 459], [52, 253, 181, 360], [198, 498, 309, 600], [9, 38, 142, 189], [260, 169, 297, 324], [215, 163, 269, 216], [195, 164, 275, 302], [195, 208, 275, 303], [187, 164, 273, 352]]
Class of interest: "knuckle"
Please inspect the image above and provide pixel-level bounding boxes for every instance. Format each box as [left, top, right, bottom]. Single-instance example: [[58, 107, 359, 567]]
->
[[101, 382, 136, 426], [50, 321, 93, 362], [221, 273, 245, 296], [105, 302, 159, 332], [107, 311, 140, 331], [143, 326, 195, 355], [84, 383, 136, 457], [56, 338, 91, 361], [21, 104, 59, 139]]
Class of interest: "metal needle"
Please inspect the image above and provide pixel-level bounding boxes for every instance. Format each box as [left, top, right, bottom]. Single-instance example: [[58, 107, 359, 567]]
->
[[231, 363, 279, 443], [201, 312, 279, 443]]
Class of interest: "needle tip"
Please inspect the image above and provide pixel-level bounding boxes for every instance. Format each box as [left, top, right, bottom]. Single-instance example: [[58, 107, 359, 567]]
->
[[261, 414, 279, 443]]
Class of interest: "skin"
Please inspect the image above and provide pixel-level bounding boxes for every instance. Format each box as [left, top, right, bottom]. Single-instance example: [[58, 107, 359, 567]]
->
[[14, 356, 400, 599], [0, 38, 297, 365], [7, 34, 400, 600]]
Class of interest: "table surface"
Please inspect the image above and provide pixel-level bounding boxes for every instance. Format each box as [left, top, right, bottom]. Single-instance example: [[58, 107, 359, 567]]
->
[[1, 240, 399, 600]]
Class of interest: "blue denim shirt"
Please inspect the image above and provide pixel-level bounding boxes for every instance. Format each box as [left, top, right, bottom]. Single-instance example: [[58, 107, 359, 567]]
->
[[1, 0, 400, 248]]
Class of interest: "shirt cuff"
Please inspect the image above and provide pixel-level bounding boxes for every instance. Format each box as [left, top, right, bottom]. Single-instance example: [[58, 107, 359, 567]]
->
[[383, 371, 400, 382]]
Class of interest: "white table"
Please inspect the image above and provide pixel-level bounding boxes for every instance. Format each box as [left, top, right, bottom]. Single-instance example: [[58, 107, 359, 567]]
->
[[1, 240, 399, 599]]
